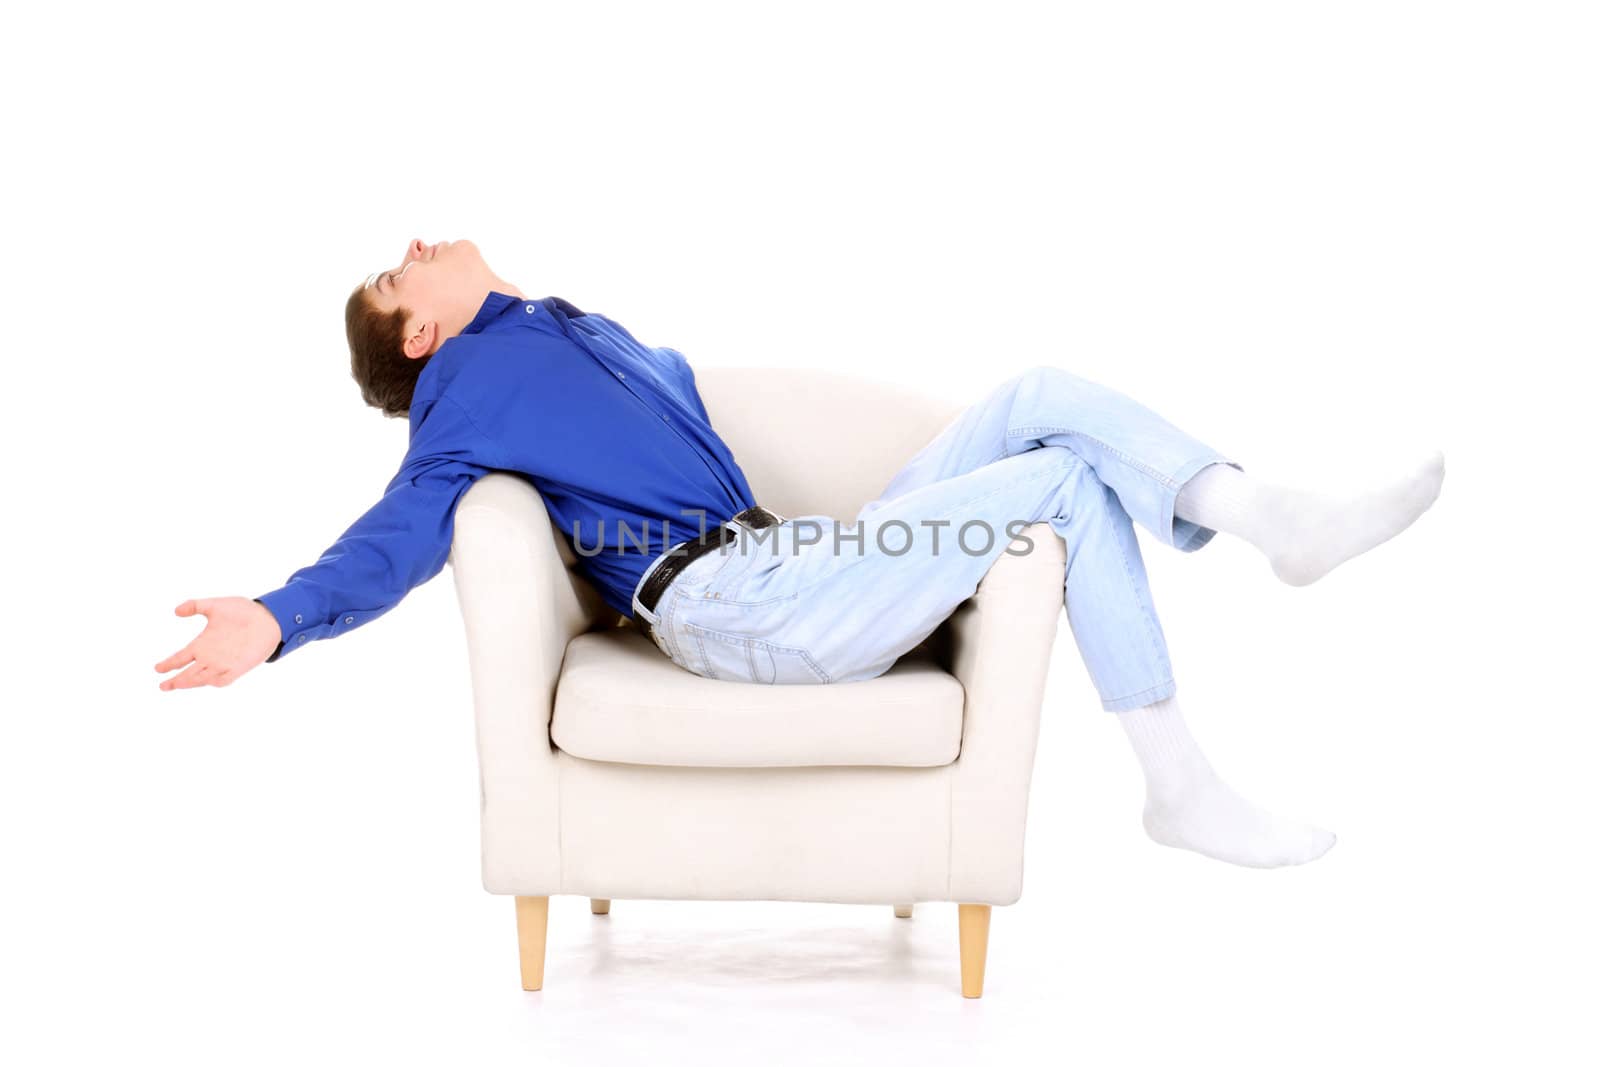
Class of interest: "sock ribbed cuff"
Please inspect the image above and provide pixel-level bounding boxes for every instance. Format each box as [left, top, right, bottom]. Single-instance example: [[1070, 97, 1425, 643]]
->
[[1174, 461, 1261, 544], [1118, 694, 1202, 773]]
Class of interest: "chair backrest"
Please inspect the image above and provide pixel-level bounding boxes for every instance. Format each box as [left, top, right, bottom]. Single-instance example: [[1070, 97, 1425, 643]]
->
[[693, 367, 962, 523]]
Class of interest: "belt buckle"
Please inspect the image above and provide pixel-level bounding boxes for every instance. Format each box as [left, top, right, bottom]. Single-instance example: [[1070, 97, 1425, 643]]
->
[[735, 504, 784, 530]]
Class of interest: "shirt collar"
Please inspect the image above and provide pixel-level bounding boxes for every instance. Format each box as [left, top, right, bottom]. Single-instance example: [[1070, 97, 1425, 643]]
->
[[410, 292, 522, 418], [460, 291, 526, 336]]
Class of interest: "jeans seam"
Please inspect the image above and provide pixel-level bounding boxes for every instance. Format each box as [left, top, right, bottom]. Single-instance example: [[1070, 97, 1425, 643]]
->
[[1006, 426, 1179, 489], [1105, 491, 1171, 684], [690, 626, 716, 679], [658, 589, 687, 664]]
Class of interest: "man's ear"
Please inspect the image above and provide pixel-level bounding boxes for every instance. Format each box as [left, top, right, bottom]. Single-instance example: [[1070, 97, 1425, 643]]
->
[[402, 320, 438, 360]]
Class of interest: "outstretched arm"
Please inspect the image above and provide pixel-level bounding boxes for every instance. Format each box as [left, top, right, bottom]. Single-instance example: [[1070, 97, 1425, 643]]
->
[[155, 394, 500, 690]]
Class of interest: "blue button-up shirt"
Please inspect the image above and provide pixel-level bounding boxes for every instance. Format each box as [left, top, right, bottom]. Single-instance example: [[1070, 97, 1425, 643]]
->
[[255, 292, 757, 662]]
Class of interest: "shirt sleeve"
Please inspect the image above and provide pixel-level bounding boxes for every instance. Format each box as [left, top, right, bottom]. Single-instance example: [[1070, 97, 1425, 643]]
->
[[254, 394, 499, 663]]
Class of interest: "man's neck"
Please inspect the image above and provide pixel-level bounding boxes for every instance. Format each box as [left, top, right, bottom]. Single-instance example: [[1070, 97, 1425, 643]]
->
[[435, 283, 530, 354], [490, 277, 525, 300]]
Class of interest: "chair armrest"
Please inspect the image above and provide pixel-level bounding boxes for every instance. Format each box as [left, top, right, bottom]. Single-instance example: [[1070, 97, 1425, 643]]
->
[[936, 521, 1066, 904], [448, 472, 617, 895]]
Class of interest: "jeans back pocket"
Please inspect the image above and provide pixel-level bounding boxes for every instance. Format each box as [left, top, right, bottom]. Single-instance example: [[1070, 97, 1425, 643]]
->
[[682, 622, 829, 685]]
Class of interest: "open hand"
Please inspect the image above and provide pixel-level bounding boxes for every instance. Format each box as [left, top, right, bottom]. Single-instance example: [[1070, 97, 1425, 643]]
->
[[155, 597, 282, 690]]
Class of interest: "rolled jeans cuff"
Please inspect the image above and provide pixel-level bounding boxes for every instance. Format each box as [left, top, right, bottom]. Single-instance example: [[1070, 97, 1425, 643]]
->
[[1101, 677, 1177, 713]]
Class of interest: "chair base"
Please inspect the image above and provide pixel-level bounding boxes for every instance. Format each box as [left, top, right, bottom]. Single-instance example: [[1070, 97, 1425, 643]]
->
[[512, 896, 993, 998]]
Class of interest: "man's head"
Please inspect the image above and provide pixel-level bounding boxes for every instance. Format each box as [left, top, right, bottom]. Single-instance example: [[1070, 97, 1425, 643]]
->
[[346, 238, 513, 417]]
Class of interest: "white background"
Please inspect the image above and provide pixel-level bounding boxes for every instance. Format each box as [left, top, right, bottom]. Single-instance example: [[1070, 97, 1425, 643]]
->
[[3, 1, 1596, 1064]]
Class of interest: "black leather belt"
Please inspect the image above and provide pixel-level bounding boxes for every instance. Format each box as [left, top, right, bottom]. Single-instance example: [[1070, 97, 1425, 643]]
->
[[634, 504, 785, 641]]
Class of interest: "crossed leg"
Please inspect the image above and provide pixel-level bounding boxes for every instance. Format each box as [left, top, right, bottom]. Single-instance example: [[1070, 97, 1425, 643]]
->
[[874, 364, 1444, 586], [805, 365, 1438, 867]]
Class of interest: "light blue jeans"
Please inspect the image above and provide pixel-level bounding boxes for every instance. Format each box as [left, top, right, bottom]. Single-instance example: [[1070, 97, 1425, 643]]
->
[[630, 366, 1243, 712]]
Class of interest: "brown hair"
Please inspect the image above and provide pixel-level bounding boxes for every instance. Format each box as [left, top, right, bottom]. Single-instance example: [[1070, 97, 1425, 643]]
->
[[346, 285, 428, 418]]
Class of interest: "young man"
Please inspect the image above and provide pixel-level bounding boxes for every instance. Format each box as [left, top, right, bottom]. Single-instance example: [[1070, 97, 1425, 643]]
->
[[155, 237, 1446, 868]]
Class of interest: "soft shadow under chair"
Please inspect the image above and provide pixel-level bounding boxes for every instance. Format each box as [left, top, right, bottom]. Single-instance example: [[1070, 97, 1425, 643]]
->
[[447, 367, 1066, 998]]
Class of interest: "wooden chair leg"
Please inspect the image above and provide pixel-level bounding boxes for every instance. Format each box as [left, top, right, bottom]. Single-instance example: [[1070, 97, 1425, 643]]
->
[[590, 898, 611, 915], [893, 904, 914, 919], [515, 896, 549, 991], [958, 904, 991, 998]]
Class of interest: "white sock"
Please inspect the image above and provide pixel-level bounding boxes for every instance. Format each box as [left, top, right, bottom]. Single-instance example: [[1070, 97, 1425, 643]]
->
[[1118, 694, 1336, 868], [1175, 451, 1446, 585]]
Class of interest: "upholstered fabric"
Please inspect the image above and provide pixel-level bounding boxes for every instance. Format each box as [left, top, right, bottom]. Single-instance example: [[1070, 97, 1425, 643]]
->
[[552, 628, 965, 768], [448, 367, 1066, 906], [691, 366, 963, 522]]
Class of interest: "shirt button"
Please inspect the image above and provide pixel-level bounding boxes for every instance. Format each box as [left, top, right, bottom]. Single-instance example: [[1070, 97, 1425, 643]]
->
[[662, 413, 670, 421], [525, 304, 537, 314], [616, 371, 626, 380], [294, 613, 303, 624], [297, 634, 307, 643], [345, 616, 354, 624]]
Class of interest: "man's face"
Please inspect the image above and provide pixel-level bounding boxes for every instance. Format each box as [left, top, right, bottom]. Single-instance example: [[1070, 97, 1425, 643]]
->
[[362, 238, 493, 359]]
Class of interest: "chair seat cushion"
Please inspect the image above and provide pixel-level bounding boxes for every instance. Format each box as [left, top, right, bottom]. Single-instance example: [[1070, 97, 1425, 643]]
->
[[551, 627, 965, 768]]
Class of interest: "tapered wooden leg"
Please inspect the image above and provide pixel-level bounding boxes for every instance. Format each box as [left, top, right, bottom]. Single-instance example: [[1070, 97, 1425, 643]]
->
[[958, 904, 991, 998], [893, 904, 914, 919], [515, 896, 549, 991], [590, 898, 611, 915]]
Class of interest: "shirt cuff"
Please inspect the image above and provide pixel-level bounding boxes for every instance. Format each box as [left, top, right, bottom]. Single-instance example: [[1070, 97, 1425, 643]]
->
[[254, 585, 324, 663]]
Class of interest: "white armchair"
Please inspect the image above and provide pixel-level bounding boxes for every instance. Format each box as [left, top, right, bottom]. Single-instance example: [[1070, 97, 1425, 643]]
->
[[447, 367, 1066, 998]]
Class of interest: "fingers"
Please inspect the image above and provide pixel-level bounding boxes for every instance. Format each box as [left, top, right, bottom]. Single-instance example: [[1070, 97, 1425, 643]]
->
[[159, 602, 207, 674], [154, 645, 197, 673], [160, 661, 215, 691], [161, 600, 230, 690]]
